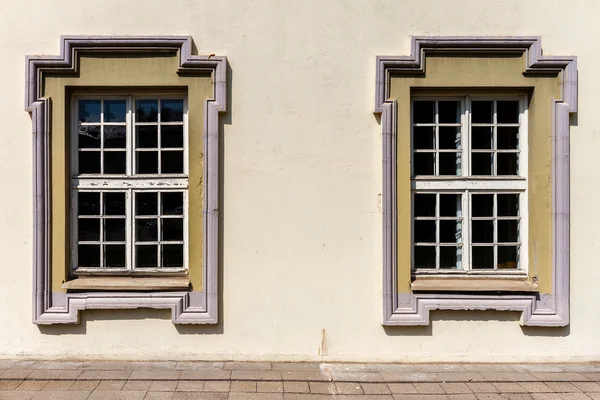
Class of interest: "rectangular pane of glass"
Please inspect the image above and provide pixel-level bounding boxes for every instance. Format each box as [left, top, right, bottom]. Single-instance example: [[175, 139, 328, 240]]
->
[[438, 101, 460, 123], [440, 246, 461, 269], [498, 220, 519, 243], [161, 125, 184, 148], [414, 220, 436, 243], [161, 192, 184, 215], [497, 153, 518, 175], [136, 126, 158, 148], [413, 101, 434, 123], [439, 152, 461, 176], [104, 100, 126, 122], [471, 101, 493, 123], [160, 99, 184, 122], [78, 126, 101, 148], [497, 194, 519, 217], [439, 126, 460, 149], [440, 220, 461, 243], [105, 244, 126, 267], [472, 246, 494, 269], [440, 194, 461, 217], [136, 100, 158, 122], [136, 151, 158, 174], [104, 192, 126, 216], [161, 151, 184, 174], [162, 218, 183, 241], [78, 100, 101, 123], [78, 151, 101, 174], [498, 246, 519, 269], [414, 246, 436, 268], [78, 218, 100, 241], [104, 219, 126, 242], [497, 100, 519, 123], [103, 126, 126, 149], [413, 126, 435, 149], [78, 244, 100, 268], [497, 127, 519, 149], [472, 194, 493, 217], [78, 192, 100, 215], [472, 220, 493, 243], [414, 194, 436, 217], [136, 219, 158, 242], [413, 152, 435, 175], [103, 151, 126, 174], [136, 245, 157, 268], [162, 244, 184, 267], [471, 126, 493, 149], [136, 192, 158, 215], [471, 152, 493, 175]]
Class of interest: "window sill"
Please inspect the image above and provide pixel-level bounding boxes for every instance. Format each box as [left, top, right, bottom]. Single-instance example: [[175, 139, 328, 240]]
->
[[411, 276, 538, 292], [62, 276, 190, 291]]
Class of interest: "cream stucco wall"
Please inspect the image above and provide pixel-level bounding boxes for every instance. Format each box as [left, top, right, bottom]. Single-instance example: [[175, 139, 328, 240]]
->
[[0, 0, 599, 362]]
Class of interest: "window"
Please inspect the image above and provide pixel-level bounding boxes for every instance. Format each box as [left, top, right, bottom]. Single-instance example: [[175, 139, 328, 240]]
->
[[411, 97, 528, 274], [72, 96, 188, 274]]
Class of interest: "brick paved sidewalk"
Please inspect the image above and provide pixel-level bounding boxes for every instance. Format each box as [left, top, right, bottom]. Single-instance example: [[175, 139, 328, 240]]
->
[[1, 360, 600, 399]]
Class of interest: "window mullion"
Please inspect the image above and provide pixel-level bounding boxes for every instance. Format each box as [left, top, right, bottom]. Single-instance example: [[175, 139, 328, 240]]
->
[[126, 189, 133, 271], [435, 192, 440, 270], [464, 189, 470, 271], [464, 96, 470, 178], [493, 193, 498, 270]]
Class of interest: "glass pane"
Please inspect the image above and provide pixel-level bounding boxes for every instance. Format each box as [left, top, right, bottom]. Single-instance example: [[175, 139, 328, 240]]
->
[[439, 127, 460, 149], [104, 100, 126, 122], [413, 101, 434, 123], [414, 246, 436, 268], [103, 151, 126, 174], [162, 244, 184, 268], [78, 244, 100, 268], [497, 153, 518, 175], [104, 192, 126, 216], [471, 101, 493, 123], [136, 192, 158, 215], [472, 246, 494, 269], [105, 244, 126, 268], [440, 220, 461, 243], [161, 99, 184, 122], [472, 220, 494, 243], [103, 126, 126, 148], [136, 100, 158, 122], [136, 151, 158, 174], [136, 126, 158, 148], [413, 152, 435, 175], [78, 192, 100, 216], [162, 192, 184, 215], [497, 127, 519, 149], [161, 125, 184, 148], [136, 245, 157, 268], [413, 126, 435, 149], [438, 101, 460, 123], [497, 101, 519, 123], [78, 218, 100, 241], [414, 194, 435, 217], [78, 151, 101, 174], [439, 152, 461, 176], [472, 194, 493, 217], [414, 220, 436, 243], [498, 220, 519, 243], [78, 100, 101, 123], [78, 125, 101, 148], [440, 246, 461, 269], [104, 219, 126, 242], [162, 218, 183, 241], [498, 194, 519, 217], [471, 127, 493, 150], [498, 246, 519, 269], [471, 152, 493, 175], [136, 219, 158, 242], [440, 194, 461, 217], [161, 151, 184, 174]]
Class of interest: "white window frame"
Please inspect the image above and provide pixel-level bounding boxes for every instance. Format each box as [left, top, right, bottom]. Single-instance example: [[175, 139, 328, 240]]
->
[[411, 95, 528, 276], [70, 94, 189, 275]]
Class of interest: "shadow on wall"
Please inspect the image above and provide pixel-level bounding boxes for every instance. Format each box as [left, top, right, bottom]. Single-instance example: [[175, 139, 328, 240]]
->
[[383, 311, 569, 337]]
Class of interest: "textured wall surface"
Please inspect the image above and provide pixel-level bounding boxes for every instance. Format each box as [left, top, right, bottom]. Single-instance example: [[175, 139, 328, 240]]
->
[[1, 0, 599, 361]]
